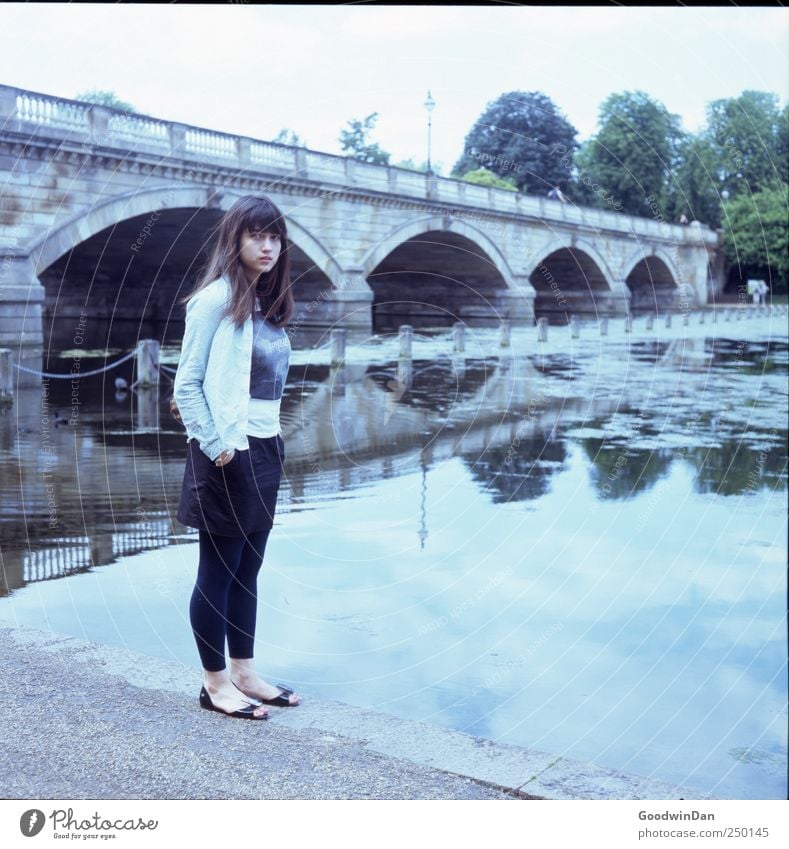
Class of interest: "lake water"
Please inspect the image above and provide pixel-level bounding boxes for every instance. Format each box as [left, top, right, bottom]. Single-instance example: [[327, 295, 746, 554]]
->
[[1, 314, 786, 799]]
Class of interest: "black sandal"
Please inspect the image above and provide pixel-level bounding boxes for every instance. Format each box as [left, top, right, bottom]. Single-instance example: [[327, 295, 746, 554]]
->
[[233, 681, 299, 707], [257, 683, 299, 707], [199, 686, 269, 720]]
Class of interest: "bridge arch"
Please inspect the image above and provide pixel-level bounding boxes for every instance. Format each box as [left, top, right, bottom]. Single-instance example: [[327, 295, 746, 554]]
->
[[361, 215, 516, 284], [31, 185, 344, 290], [29, 185, 215, 273], [32, 185, 342, 346], [527, 236, 619, 320], [623, 248, 683, 312], [527, 236, 617, 289], [360, 215, 521, 329]]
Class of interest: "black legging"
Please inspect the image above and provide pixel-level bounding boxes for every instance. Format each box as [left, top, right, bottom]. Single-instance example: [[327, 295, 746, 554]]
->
[[189, 528, 271, 672]]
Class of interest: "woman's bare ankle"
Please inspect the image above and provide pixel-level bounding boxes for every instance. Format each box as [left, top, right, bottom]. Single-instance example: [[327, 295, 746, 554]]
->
[[203, 669, 232, 693], [228, 658, 257, 685]]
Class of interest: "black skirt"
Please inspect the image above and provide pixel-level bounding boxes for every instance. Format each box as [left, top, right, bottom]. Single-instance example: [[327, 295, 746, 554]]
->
[[177, 434, 285, 537]]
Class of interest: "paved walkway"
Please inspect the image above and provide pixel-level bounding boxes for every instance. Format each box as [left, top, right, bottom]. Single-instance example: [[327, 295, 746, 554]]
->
[[0, 624, 706, 800]]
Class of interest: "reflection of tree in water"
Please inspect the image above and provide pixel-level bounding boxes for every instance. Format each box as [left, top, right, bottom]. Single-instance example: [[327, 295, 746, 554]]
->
[[707, 339, 787, 375], [623, 341, 672, 364], [463, 434, 567, 503], [683, 440, 788, 496], [582, 439, 673, 499], [582, 433, 788, 499]]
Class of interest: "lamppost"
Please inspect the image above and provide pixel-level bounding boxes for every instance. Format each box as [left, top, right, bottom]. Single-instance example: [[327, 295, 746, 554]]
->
[[424, 90, 436, 177], [719, 190, 732, 304]]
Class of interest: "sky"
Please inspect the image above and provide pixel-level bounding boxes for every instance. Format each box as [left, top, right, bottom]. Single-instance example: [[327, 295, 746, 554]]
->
[[0, 4, 787, 174]]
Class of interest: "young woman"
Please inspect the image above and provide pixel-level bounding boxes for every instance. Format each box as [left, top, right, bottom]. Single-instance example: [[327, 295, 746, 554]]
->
[[174, 194, 300, 720]]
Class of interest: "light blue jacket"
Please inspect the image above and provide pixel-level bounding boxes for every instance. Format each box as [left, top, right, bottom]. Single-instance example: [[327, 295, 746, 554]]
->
[[173, 276, 254, 461]]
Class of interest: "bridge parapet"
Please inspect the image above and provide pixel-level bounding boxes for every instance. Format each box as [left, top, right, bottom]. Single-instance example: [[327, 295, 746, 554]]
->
[[0, 84, 717, 251], [0, 84, 723, 346]]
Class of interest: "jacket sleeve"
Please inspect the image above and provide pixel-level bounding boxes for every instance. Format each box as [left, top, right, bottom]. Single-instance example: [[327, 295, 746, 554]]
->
[[173, 285, 228, 461]]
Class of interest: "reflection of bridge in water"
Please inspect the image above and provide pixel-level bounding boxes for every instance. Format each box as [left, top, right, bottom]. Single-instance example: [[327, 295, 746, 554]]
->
[[15, 517, 177, 588], [3, 326, 757, 596]]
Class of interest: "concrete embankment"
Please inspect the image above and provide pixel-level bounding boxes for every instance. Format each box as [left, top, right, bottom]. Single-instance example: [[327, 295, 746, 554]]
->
[[0, 624, 706, 800]]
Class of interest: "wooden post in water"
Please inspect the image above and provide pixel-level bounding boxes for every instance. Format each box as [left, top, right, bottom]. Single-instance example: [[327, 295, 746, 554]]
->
[[645, 313, 654, 330], [682, 311, 689, 326], [397, 325, 414, 394], [399, 325, 413, 359], [624, 315, 632, 334], [570, 314, 580, 339], [665, 313, 672, 328], [0, 349, 12, 406], [699, 311, 705, 325], [599, 317, 608, 337], [453, 322, 465, 353], [135, 340, 160, 388], [537, 317, 548, 342], [499, 319, 511, 348], [135, 383, 160, 432], [330, 328, 347, 366]]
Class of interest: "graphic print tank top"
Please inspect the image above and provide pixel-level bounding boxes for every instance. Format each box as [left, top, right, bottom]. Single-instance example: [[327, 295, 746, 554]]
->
[[247, 308, 290, 437]]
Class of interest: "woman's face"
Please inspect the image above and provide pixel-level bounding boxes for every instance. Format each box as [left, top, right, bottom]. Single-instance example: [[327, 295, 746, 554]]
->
[[239, 227, 282, 283]]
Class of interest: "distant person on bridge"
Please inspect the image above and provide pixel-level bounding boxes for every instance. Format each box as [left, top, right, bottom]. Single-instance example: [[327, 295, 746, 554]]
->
[[173, 194, 300, 719], [547, 186, 569, 203]]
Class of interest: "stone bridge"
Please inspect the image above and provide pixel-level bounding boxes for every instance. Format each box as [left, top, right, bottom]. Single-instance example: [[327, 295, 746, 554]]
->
[[0, 84, 722, 354]]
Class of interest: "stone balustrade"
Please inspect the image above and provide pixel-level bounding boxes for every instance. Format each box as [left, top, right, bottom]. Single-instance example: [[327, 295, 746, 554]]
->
[[0, 84, 718, 248]]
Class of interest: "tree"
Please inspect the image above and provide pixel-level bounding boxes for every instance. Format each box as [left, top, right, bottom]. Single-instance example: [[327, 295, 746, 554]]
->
[[452, 91, 578, 194], [722, 182, 788, 294], [339, 113, 390, 165], [664, 133, 722, 228], [778, 103, 789, 185], [460, 167, 517, 191], [273, 128, 307, 147], [707, 90, 787, 197], [570, 140, 605, 208], [578, 91, 683, 217], [75, 89, 136, 113], [663, 91, 787, 230]]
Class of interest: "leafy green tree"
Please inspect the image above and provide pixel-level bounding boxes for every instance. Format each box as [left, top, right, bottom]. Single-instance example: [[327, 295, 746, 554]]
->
[[75, 89, 136, 113], [273, 128, 307, 147], [452, 91, 578, 194], [778, 103, 789, 185], [578, 91, 683, 217], [570, 140, 612, 208], [722, 182, 789, 294], [339, 113, 390, 165], [707, 90, 787, 196], [664, 133, 722, 227], [662, 91, 787, 232], [460, 167, 517, 191]]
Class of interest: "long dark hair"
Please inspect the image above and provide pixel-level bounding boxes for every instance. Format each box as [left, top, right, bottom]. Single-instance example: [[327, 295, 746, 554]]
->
[[183, 194, 294, 328]]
